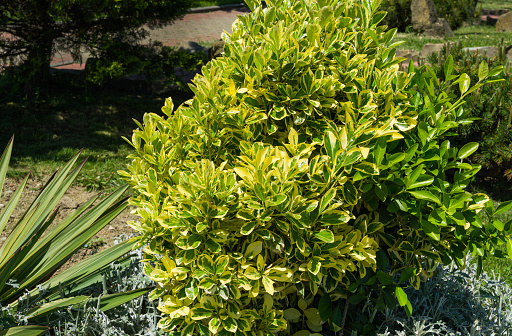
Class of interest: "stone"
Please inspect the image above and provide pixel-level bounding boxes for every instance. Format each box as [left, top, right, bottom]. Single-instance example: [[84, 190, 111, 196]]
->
[[411, 0, 439, 31], [208, 40, 225, 60], [496, 12, 512, 32], [396, 49, 420, 68], [411, 0, 454, 38], [462, 46, 499, 59], [419, 43, 453, 60], [424, 18, 454, 38], [506, 45, 512, 62], [178, 41, 207, 54]]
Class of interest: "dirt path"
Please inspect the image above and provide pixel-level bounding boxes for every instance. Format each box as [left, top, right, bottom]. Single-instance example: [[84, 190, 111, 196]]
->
[[0, 176, 138, 274]]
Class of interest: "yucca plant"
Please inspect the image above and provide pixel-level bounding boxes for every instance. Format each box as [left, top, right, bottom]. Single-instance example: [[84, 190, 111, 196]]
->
[[0, 137, 151, 336]]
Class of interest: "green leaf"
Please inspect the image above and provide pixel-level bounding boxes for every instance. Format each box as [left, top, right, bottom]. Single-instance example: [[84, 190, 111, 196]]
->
[[495, 200, 512, 215], [320, 210, 351, 225], [319, 188, 336, 213], [96, 287, 151, 312], [197, 255, 215, 274], [408, 175, 434, 189], [444, 55, 454, 77], [488, 66, 504, 77], [284, 308, 302, 322], [240, 221, 257, 235], [458, 73, 470, 94], [398, 241, 415, 252], [319, 6, 334, 28], [215, 255, 229, 274], [314, 229, 335, 243], [421, 220, 440, 241], [324, 131, 339, 161], [492, 220, 505, 231], [3, 184, 129, 301], [191, 307, 214, 320], [376, 249, 388, 269], [306, 24, 321, 44], [244, 0, 259, 11], [395, 287, 408, 307], [377, 270, 394, 285], [26, 296, 89, 320], [409, 190, 440, 204], [478, 60, 488, 81], [507, 239, 512, 260], [0, 326, 49, 336], [318, 294, 332, 322], [244, 241, 263, 259], [405, 300, 413, 317], [223, 316, 238, 333], [27, 239, 135, 304], [353, 162, 379, 175], [366, 28, 379, 45], [458, 142, 479, 159], [0, 174, 28, 234]]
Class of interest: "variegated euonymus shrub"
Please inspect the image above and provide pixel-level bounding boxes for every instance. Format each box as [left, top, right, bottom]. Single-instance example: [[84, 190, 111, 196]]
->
[[121, 0, 512, 334]]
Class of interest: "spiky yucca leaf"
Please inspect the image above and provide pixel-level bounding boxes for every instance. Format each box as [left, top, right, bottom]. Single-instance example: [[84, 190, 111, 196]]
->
[[0, 138, 150, 333]]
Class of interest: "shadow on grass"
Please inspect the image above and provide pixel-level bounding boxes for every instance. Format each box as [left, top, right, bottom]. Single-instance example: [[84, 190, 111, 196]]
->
[[1, 71, 193, 156], [0, 70, 194, 185]]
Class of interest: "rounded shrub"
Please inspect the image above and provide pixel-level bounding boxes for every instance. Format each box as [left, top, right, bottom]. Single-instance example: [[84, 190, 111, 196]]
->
[[121, 0, 511, 334]]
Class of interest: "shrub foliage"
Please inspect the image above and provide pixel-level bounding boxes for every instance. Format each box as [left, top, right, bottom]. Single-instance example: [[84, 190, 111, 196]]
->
[[122, 0, 512, 334], [425, 42, 512, 187]]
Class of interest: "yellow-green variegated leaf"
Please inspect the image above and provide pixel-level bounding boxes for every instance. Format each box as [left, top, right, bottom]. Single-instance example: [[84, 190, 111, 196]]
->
[[0, 326, 49, 336]]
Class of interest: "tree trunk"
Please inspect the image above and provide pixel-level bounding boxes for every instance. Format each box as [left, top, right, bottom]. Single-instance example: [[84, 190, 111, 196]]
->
[[21, 0, 54, 95], [22, 36, 53, 95]]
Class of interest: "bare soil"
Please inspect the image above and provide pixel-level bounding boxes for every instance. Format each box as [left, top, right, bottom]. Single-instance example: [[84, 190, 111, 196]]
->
[[0, 175, 138, 274]]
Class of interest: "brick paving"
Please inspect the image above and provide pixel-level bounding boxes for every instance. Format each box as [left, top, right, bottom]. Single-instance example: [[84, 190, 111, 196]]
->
[[53, 6, 249, 71]]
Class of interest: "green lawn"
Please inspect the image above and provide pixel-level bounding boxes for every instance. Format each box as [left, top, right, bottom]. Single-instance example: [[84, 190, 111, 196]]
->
[[194, 0, 244, 7], [395, 24, 512, 51], [479, 0, 512, 10], [0, 74, 194, 191]]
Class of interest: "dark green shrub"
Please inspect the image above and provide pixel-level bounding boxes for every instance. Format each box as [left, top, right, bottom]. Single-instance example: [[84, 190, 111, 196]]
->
[[380, 0, 412, 32], [122, 0, 512, 335], [425, 41, 512, 193]]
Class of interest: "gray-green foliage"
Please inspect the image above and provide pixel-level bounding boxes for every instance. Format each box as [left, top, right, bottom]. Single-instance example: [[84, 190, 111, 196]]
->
[[48, 239, 163, 336], [372, 261, 512, 336]]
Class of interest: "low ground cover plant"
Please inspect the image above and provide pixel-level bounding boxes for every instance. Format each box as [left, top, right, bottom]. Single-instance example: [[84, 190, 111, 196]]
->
[[122, 0, 512, 334]]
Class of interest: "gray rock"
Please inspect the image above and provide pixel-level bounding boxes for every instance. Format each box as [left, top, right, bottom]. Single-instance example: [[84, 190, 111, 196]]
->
[[411, 0, 439, 31], [396, 49, 420, 64], [411, 0, 453, 38], [497, 12, 512, 32], [209, 40, 225, 60], [178, 41, 208, 53], [506, 45, 512, 62], [462, 46, 499, 59], [419, 43, 453, 60]]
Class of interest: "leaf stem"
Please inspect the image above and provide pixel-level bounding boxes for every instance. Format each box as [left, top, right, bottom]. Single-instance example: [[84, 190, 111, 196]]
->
[[338, 298, 350, 336]]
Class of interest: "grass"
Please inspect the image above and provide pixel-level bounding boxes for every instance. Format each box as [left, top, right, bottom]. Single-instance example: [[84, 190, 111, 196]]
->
[[479, 0, 512, 10], [395, 23, 512, 51], [194, 0, 244, 7], [0, 72, 194, 191]]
